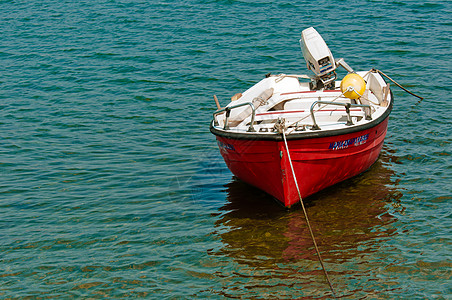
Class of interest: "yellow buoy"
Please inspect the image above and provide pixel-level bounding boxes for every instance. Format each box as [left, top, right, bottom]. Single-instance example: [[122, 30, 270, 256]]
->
[[340, 73, 366, 99]]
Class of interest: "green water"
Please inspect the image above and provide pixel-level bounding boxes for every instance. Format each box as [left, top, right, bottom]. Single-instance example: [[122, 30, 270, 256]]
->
[[1, 0, 450, 298]]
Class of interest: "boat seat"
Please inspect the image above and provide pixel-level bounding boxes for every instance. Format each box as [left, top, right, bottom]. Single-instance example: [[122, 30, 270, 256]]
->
[[283, 97, 352, 111]]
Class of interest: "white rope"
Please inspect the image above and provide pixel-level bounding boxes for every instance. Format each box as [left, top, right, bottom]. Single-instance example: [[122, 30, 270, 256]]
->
[[282, 129, 337, 298]]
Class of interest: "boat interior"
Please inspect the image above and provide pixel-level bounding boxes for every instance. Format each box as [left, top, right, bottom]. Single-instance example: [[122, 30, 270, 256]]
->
[[212, 70, 391, 135]]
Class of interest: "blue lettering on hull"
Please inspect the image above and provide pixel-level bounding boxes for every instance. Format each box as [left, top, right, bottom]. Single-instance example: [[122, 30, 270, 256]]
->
[[329, 133, 369, 150], [217, 140, 236, 151]]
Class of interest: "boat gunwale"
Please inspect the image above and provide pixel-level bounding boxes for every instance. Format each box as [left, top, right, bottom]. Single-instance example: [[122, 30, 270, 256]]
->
[[210, 91, 393, 141]]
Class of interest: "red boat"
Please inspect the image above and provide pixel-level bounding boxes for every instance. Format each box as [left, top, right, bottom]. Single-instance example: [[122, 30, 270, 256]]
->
[[211, 27, 393, 207]]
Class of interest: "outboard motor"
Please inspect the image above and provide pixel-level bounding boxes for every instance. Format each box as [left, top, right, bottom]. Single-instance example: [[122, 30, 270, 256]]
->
[[300, 27, 354, 90]]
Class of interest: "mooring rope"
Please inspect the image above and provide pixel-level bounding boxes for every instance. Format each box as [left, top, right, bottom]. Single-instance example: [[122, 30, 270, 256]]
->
[[282, 129, 337, 299], [374, 69, 424, 100]]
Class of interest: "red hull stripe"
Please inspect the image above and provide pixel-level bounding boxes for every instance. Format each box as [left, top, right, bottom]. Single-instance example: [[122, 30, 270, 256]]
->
[[281, 90, 340, 96], [256, 110, 305, 116], [256, 108, 361, 116]]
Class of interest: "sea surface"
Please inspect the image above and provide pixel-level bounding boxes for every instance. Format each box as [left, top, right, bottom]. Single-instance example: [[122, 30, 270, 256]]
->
[[1, 0, 451, 298]]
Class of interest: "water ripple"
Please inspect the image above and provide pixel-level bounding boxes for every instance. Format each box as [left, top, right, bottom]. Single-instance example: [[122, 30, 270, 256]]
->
[[0, 0, 450, 298]]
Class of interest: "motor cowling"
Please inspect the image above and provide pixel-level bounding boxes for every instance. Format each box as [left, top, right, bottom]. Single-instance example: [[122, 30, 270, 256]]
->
[[300, 27, 336, 78], [300, 27, 355, 91]]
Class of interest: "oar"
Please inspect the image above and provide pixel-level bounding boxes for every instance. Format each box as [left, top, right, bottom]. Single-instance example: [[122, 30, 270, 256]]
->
[[213, 95, 221, 110]]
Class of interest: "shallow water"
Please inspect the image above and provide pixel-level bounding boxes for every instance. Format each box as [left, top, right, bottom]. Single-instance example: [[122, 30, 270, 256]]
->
[[1, 0, 451, 298]]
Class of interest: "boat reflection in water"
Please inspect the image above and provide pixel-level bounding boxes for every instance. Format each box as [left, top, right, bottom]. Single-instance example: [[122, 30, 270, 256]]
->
[[211, 148, 402, 298]]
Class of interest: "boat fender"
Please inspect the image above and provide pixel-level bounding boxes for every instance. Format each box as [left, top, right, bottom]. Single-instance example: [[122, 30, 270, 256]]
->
[[231, 93, 242, 101], [341, 73, 366, 100], [252, 88, 273, 107], [228, 88, 274, 126]]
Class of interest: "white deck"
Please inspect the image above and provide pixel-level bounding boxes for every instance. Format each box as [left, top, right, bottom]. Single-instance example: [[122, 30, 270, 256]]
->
[[212, 71, 391, 135]]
